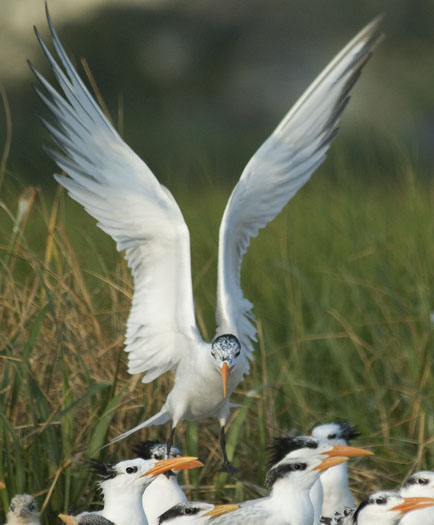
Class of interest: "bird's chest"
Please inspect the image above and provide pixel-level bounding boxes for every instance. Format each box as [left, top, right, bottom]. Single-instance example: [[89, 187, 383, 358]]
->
[[169, 358, 228, 420]]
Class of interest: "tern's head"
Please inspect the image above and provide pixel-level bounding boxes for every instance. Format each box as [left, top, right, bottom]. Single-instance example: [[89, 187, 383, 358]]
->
[[134, 440, 182, 478], [267, 436, 372, 469], [89, 456, 202, 495], [210, 334, 241, 397], [59, 513, 115, 525], [158, 502, 240, 524], [401, 471, 434, 498], [311, 422, 360, 445], [7, 494, 40, 525], [265, 455, 349, 492], [353, 491, 434, 524]]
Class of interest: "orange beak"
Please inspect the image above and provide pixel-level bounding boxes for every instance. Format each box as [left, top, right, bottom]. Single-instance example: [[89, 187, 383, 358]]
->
[[202, 504, 240, 518], [391, 497, 434, 514], [219, 362, 234, 397], [58, 515, 75, 525], [326, 445, 374, 458], [314, 456, 349, 472], [140, 456, 203, 477]]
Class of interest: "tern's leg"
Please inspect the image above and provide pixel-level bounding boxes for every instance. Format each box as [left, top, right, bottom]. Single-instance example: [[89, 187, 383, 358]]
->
[[219, 425, 238, 474], [166, 426, 176, 458]]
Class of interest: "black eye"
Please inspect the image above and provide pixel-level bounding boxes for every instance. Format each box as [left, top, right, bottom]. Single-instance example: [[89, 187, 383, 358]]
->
[[375, 498, 387, 505], [419, 478, 429, 485], [185, 508, 194, 515], [126, 466, 138, 474], [28, 503, 36, 512], [306, 442, 317, 448], [293, 463, 304, 470], [153, 453, 163, 460], [328, 433, 336, 439]]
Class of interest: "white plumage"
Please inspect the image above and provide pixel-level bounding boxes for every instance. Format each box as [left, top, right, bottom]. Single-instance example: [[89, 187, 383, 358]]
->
[[31, 6, 382, 470], [399, 470, 434, 525]]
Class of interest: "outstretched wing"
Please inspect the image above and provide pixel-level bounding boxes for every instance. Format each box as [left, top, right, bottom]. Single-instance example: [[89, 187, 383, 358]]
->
[[31, 8, 203, 383], [216, 17, 383, 361]]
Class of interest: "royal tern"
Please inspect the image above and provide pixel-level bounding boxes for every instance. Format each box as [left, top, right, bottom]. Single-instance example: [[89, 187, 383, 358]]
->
[[6, 494, 40, 525], [59, 514, 115, 525], [319, 491, 434, 525], [85, 456, 202, 525], [268, 435, 372, 522], [210, 455, 349, 525], [134, 441, 187, 525], [311, 423, 361, 519], [31, 7, 382, 472], [399, 470, 434, 524], [157, 503, 240, 524]]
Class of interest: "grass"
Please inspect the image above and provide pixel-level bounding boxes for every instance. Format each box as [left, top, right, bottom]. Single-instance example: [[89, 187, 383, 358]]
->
[[0, 134, 433, 521]]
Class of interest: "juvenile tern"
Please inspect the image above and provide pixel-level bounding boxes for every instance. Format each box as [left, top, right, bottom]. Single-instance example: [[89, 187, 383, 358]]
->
[[6, 494, 40, 525], [399, 470, 434, 524], [319, 490, 434, 525], [134, 441, 187, 525], [31, 7, 382, 472], [311, 422, 361, 518], [157, 503, 240, 524], [86, 456, 202, 525], [211, 455, 349, 525]]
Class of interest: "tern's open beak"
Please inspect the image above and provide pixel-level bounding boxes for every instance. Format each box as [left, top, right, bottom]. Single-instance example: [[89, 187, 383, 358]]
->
[[141, 456, 204, 477], [391, 496, 434, 514], [202, 504, 240, 519], [58, 514, 75, 525], [314, 456, 349, 472], [326, 445, 374, 457], [219, 362, 234, 397]]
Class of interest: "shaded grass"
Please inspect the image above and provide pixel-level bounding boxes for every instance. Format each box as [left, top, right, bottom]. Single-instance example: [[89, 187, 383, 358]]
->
[[0, 156, 433, 521]]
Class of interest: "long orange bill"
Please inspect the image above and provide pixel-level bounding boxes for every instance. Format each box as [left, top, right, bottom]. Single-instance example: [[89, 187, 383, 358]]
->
[[326, 445, 374, 457], [141, 456, 204, 477], [203, 504, 240, 519], [314, 456, 349, 472], [58, 514, 75, 525], [219, 362, 233, 398], [391, 497, 434, 513]]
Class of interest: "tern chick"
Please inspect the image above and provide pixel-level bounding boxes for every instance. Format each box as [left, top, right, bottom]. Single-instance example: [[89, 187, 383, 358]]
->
[[6, 494, 40, 525]]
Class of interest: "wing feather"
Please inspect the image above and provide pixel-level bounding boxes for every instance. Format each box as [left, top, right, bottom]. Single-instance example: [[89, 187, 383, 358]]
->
[[32, 8, 203, 382], [216, 17, 383, 359]]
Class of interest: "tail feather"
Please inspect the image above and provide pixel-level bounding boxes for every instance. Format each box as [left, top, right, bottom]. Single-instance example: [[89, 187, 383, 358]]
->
[[106, 409, 171, 447]]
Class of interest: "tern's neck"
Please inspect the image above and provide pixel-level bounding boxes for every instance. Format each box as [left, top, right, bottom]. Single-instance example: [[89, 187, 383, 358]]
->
[[101, 485, 147, 525], [269, 478, 314, 525], [142, 474, 187, 525], [320, 462, 354, 515]]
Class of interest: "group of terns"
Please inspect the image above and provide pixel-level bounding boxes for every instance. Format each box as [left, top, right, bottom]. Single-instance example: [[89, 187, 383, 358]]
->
[[4, 4, 433, 525], [3, 423, 434, 524]]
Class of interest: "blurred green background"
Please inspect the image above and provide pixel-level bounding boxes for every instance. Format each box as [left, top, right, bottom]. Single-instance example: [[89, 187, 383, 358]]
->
[[1, 0, 434, 522], [1, 0, 434, 189]]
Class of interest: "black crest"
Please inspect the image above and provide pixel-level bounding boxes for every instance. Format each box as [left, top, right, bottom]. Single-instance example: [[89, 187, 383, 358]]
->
[[133, 440, 180, 460], [88, 459, 117, 480], [337, 422, 360, 442], [158, 503, 201, 524], [267, 436, 318, 469], [264, 461, 307, 489]]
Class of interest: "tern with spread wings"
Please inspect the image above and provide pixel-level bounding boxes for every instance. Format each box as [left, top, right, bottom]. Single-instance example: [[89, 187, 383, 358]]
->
[[31, 7, 382, 472]]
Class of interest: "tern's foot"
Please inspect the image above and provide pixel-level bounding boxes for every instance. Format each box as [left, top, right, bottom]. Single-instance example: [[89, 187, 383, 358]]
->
[[219, 461, 239, 475]]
